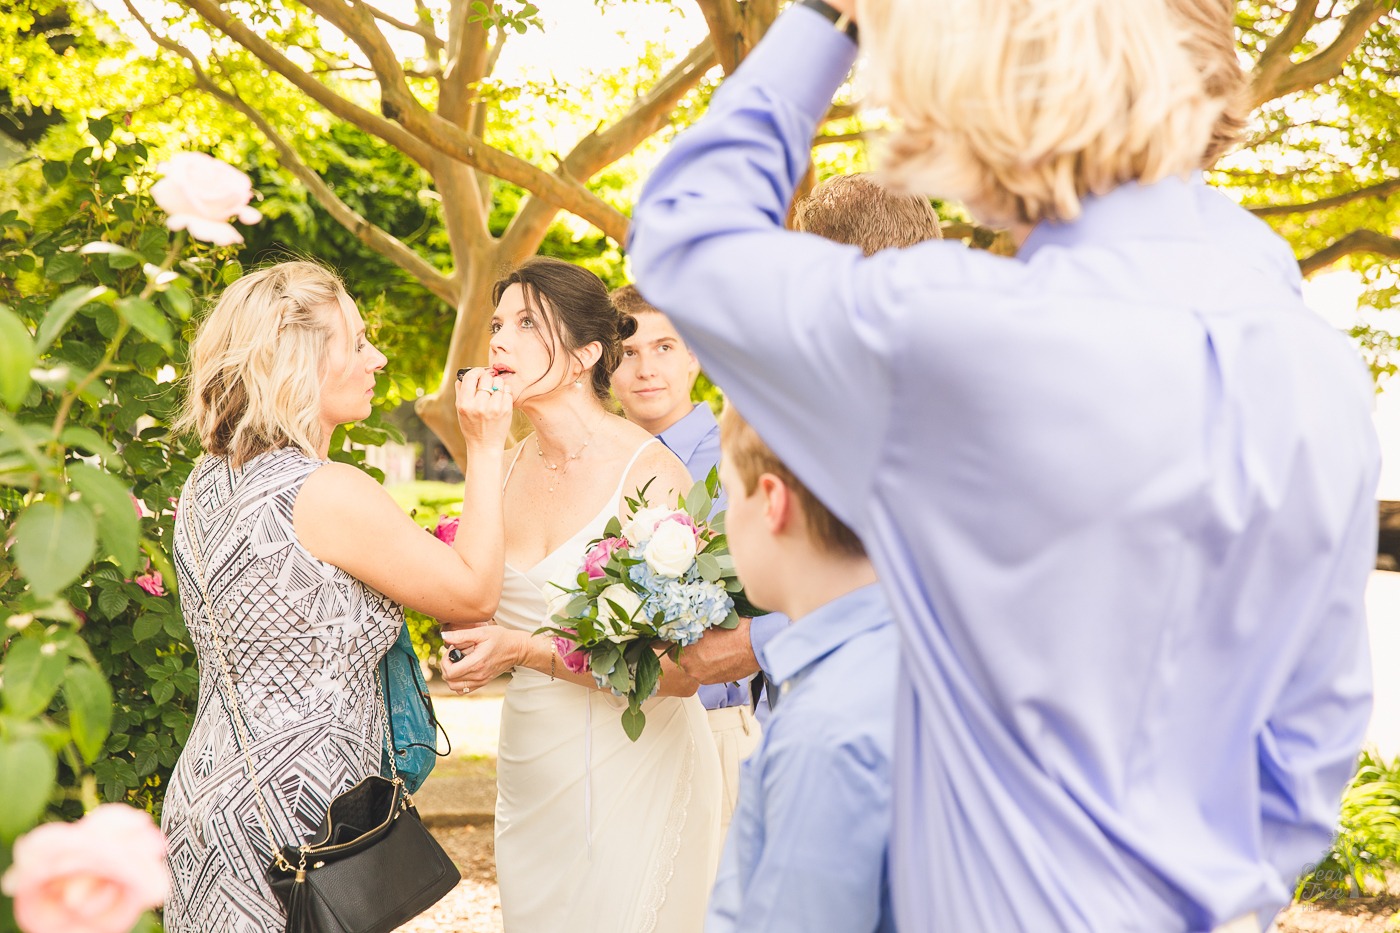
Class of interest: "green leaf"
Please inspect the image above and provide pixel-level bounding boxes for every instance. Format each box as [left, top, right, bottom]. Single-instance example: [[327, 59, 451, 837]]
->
[[603, 515, 622, 539], [163, 285, 194, 320], [12, 500, 98, 598], [36, 285, 114, 351], [634, 646, 661, 703], [97, 585, 130, 617], [60, 426, 118, 464], [64, 664, 114, 764], [43, 249, 84, 284], [69, 462, 141, 573], [150, 679, 175, 705], [620, 705, 645, 742], [694, 552, 722, 583], [41, 160, 68, 185], [78, 240, 142, 269], [221, 259, 243, 285], [116, 297, 173, 348], [88, 116, 114, 143], [133, 612, 164, 643], [2, 634, 67, 718], [0, 304, 35, 408], [0, 738, 57, 841]]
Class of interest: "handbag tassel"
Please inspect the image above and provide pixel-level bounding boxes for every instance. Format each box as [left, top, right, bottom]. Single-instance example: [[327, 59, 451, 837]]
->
[[283, 856, 313, 933]]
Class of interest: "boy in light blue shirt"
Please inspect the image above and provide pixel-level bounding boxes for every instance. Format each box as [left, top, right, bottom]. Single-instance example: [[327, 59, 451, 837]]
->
[[706, 404, 896, 933]]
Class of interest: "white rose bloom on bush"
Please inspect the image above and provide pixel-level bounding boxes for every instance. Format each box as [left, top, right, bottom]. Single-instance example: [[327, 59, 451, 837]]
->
[[151, 152, 262, 246], [644, 519, 699, 578], [598, 584, 643, 642], [621, 506, 672, 545]]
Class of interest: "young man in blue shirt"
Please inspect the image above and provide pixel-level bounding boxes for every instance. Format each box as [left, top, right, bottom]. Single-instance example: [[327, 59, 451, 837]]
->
[[705, 403, 895, 933]]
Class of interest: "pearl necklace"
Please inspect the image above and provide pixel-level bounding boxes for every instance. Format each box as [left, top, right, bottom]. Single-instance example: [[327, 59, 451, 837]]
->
[[536, 418, 604, 494]]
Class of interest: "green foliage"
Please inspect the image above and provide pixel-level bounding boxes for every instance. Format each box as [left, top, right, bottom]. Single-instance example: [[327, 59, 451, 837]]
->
[[1297, 749, 1400, 901]]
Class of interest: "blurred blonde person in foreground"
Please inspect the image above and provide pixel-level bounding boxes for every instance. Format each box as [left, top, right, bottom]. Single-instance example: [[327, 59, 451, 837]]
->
[[628, 0, 1378, 929]]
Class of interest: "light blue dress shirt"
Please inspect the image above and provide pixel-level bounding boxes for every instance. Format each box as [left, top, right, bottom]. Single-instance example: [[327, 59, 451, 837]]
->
[[630, 7, 1380, 930], [660, 403, 789, 712], [706, 583, 896, 933]]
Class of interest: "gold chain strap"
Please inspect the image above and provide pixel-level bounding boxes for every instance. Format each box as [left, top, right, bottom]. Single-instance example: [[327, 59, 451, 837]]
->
[[180, 458, 403, 872]]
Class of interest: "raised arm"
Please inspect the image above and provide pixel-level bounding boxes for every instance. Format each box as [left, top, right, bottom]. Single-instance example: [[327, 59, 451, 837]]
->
[[627, 6, 891, 525], [293, 370, 512, 624]]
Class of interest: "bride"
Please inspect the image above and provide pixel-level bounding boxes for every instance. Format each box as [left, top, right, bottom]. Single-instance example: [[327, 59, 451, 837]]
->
[[439, 256, 722, 932]]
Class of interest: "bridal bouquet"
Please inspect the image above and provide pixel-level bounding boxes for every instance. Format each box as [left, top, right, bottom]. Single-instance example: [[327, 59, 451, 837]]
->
[[538, 470, 764, 741]]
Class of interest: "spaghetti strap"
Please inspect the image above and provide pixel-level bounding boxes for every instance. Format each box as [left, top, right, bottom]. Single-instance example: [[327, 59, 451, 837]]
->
[[607, 438, 662, 511], [503, 439, 529, 489]]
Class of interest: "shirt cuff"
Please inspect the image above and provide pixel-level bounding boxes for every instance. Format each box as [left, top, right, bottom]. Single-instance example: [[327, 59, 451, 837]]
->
[[737, 3, 859, 121]]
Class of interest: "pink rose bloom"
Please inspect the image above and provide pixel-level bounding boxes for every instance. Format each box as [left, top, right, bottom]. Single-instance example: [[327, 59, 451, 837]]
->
[[151, 152, 261, 246], [552, 632, 589, 674], [658, 512, 700, 538], [133, 572, 164, 597], [1, 803, 170, 933], [581, 536, 628, 580], [434, 516, 460, 546]]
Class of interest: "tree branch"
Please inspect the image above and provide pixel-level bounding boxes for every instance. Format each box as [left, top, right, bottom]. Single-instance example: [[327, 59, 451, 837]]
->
[[813, 129, 883, 146], [297, 0, 418, 111], [1298, 229, 1400, 276], [1251, 0, 1320, 85], [1249, 176, 1400, 217], [361, 0, 443, 52], [1252, 1, 1390, 105], [500, 37, 718, 261], [180, 0, 436, 166], [124, 1, 457, 305]]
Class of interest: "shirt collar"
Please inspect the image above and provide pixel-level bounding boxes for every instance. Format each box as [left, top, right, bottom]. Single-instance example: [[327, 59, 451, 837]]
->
[[657, 402, 718, 465], [759, 583, 893, 686], [1018, 173, 1205, 262]]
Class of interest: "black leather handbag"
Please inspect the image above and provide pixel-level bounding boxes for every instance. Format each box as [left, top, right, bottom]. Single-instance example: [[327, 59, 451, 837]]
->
[[264, 774, 460, 933], [183, 487, 461, 933]]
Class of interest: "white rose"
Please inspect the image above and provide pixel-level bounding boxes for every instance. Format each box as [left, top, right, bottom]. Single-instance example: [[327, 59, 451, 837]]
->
[[151, 152, 262, 246], [644, 519, 699, 578], [598, 584, 643, 643], [621, 506, 672, 545]]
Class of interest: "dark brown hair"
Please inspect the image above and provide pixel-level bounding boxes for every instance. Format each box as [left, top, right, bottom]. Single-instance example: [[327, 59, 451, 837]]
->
[[492, 257, 637, 402], [719, 403, 866, 559]]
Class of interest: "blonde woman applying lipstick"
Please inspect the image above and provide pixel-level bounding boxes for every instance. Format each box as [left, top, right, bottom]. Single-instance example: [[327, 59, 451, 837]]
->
[[164, 260, 513, 932], [438, 256, 722, 933]]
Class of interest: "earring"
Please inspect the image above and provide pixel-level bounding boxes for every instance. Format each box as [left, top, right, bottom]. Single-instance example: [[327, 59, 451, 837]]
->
[[573, 376, 583, 388]]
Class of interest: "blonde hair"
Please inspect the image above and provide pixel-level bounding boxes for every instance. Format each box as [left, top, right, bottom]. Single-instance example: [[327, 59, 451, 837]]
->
[[793, 174, 943, 255], [180, 260, 351, 466], [719, 404, 865, 559], [859, 0, 1247, 227]]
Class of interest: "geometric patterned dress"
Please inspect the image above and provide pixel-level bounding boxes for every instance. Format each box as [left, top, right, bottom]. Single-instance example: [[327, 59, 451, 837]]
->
[[162, 448, 402, 933]]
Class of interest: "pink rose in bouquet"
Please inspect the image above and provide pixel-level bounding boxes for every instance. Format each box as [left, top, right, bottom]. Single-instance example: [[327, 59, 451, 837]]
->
[[552, 632, 590, 673], [582, 536, 628, 580], [151, 152, 261, 246], [434, 516, 460, 546], [1, 803, 170, 933]]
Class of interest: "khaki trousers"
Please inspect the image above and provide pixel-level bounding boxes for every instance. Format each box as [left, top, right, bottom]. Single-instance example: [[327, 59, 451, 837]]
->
[[706, 705, 763, 840], [1212, 914, 1277, 933]]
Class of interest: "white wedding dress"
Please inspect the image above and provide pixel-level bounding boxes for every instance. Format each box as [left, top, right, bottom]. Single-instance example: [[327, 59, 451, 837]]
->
[[494, 439, 722, 932]]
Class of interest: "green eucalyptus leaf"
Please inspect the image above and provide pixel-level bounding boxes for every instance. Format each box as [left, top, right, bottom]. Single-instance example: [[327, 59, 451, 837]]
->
[[0, 737, 57, 841], [63, 664, 114, 764], [2, 634, 67, 718], [0, 304, 35, 408], [69, 462, 141, 573], [694, 552, 722, 583], [12, 500, 98, 598], [620, 705, 645, 742]]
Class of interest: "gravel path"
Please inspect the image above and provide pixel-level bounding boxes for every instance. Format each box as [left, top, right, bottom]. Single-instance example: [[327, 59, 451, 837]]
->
[[399, 824, 503, 933]]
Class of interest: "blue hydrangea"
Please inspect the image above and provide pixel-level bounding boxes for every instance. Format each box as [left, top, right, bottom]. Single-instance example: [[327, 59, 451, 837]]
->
[[628, 562, 734, 647]]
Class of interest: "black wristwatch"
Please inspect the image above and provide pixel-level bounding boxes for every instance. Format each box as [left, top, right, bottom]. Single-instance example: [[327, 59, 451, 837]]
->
[[797, 0, 859, 45]]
